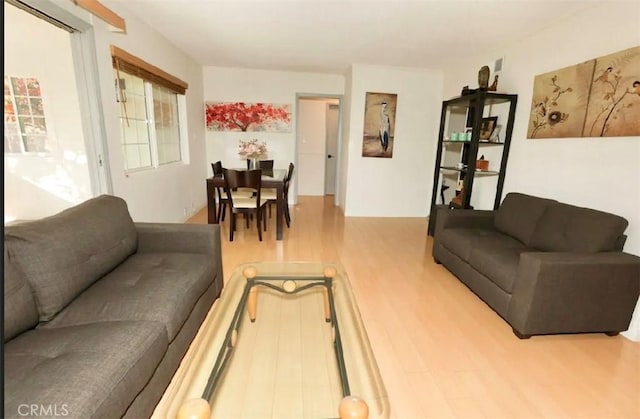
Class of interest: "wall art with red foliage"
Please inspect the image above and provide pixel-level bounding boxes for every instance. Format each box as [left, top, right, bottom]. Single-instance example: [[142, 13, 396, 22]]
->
[[205, 101, 292, 132]]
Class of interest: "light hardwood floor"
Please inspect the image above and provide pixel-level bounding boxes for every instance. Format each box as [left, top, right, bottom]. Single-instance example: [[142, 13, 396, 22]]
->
[[187, 196, 640, 419]]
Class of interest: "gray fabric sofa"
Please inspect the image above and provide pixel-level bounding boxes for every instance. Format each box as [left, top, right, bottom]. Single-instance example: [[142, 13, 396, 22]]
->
[[433, 192, 640, 338], [3, 194, 224, 418]]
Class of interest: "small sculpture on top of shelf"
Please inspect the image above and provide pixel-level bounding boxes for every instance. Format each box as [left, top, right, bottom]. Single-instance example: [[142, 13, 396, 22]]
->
[[488, 75, 499, 92], [478, 66, 491, 90]]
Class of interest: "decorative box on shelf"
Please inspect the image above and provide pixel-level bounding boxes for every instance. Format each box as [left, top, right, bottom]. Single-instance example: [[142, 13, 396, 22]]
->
[[476, 158, 489, 171]]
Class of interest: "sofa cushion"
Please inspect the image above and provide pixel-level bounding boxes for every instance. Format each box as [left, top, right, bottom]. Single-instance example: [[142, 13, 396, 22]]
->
[[530, 203, 628, 253], [3, 247, 39, 342], [468, 236, 529, 294], [4, 195, 138, 322], [41, 252, 217, 341], [439, 228, 505, 262], [494, 193, 557, 246], [3, 321, 167, 419]]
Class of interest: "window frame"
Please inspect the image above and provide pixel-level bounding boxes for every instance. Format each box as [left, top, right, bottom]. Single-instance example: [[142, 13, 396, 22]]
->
[[4, 76, 51, 155], [111, 45, 189, 173]]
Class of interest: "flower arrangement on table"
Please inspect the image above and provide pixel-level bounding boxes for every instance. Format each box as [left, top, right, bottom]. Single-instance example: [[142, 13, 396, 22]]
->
[[238, 139, 268, 159]]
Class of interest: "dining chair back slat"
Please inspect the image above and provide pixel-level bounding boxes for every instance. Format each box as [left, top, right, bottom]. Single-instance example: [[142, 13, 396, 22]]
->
[[261, 162, 295, 227], [211, 161, 226, 223]]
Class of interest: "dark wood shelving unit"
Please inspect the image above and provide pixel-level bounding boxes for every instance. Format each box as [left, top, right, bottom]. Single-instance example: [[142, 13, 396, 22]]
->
[[427, 91, 518, 236]]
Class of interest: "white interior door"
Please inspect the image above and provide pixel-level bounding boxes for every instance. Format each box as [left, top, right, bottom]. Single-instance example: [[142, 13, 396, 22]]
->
[[296, 99, 327, 196], [324, 103, 339, 195], [294, 95, 342, 205]]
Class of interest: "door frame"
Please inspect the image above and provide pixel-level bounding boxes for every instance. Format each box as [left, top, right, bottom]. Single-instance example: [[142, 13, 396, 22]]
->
[[294, 93, 343, 206], [71, 27, 114, 195]]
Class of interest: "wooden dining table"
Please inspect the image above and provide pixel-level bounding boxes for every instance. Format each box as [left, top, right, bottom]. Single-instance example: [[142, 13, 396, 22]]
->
[[206, 169, 288, 240]]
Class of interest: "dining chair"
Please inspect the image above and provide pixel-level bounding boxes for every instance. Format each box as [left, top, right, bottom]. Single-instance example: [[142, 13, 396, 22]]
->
[[211, 161, 226, 222], [261, 162, 295, 227], [211, 161, 253, 222], [222, 168, 268, 241], [241, 160, 274, 196]]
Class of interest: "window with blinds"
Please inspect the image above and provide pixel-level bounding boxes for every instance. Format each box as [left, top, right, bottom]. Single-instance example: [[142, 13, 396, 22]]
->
[[4, 76, 50, 154], [111, 46, 188, 171]]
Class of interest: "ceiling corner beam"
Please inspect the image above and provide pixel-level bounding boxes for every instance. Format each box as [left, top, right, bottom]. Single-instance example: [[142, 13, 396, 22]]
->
[[73, 0, 126, 33]]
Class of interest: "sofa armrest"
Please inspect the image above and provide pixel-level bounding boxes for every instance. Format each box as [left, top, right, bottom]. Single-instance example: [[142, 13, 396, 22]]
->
[[508, 252, 640, 337], [135, 223, 222, 256], [434, 208, 495, 238]]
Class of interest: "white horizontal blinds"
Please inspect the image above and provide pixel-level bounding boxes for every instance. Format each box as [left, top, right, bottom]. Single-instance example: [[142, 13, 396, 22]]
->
[[153, 84, 182, 165], [110, 46, 188, 95], [111, 46, 187, 171], [114, 71, 152, 170], [4, 76, 50, 153]]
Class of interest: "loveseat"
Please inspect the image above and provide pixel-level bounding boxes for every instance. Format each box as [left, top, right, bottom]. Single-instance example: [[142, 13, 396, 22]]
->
[[3, 194, 224, 418], [432, 192, 640, 338]]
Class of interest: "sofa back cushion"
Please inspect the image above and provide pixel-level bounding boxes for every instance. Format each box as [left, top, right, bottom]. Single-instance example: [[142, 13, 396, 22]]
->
[[530, 202, 628, 252], [494, 193, 557, 245], [3, 246, 39, 341], [5, 195, 138, 322]]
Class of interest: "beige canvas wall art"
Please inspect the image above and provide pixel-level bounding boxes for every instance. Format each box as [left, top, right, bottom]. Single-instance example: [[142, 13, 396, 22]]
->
[[583, 46, 640, 137], [527, 45, 640, 139], [527, 60, 595, 139]]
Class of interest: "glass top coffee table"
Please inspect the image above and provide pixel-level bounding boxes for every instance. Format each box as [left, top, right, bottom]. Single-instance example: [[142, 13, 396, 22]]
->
[[164, 262, 389, 419]]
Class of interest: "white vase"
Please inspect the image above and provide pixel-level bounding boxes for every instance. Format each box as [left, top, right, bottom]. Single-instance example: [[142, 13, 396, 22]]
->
[[248, 157, 259, 170]]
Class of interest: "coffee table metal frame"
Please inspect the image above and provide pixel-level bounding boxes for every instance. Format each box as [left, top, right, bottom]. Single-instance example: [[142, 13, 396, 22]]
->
[[169, 262, 387, 419], [202, 267, 351, 402]]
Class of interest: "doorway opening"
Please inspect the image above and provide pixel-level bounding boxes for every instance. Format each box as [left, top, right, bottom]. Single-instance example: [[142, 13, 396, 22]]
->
[[294, 94, 343, 207]]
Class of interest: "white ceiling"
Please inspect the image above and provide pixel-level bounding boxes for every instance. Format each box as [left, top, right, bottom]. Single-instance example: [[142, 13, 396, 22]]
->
[[108, 0, 607, 74]]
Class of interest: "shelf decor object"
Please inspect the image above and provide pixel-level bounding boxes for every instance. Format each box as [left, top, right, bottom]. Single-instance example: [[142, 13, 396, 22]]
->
[[478, 65, 491, 90], [479, 116, 498, 141], [476, 156, 489, 171]]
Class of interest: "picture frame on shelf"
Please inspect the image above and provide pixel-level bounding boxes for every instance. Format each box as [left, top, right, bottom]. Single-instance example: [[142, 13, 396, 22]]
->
[[479, 116, 498, 141], [489, 124, 503, 142]]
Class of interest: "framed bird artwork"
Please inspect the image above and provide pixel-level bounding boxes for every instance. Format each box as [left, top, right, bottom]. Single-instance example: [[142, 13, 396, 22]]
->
[[526, 59, 594, 139], [527, 45, 640, 139], [583, 45, 640, 137], [362, 92, 398, 158]]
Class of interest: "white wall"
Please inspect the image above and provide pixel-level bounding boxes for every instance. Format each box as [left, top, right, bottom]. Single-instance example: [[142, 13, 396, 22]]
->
[[4, 4, 93, 220], [440, 2, 640, 339], [297, 99, 328, 196], [201, 67, 344, 203], [93, 5, 207, 222], [344, 65, 443, 216]]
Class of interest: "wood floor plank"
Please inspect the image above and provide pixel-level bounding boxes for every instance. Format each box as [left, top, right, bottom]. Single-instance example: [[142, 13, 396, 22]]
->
[[188, 195, 640, 419]]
